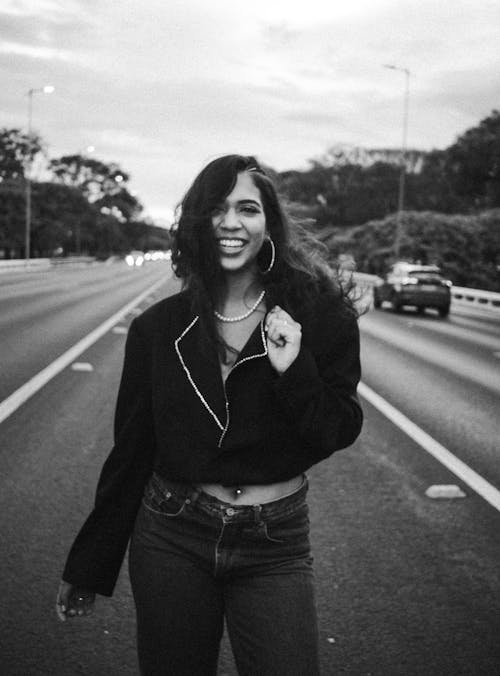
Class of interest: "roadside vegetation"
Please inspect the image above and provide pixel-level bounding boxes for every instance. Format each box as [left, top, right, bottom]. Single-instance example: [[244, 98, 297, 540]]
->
[[1, 111, 499, 289], [0, 129, 171, 259], [276, 110, 500, 291]]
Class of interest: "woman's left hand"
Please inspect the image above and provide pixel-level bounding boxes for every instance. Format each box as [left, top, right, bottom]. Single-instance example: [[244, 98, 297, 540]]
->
[[265, 306, 302, 374]]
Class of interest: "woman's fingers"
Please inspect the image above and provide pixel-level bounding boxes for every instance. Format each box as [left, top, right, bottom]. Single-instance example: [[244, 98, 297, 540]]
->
[[265, 307, 301, 345], [56, 581, 95, 621], [56, 580, 70, 622]]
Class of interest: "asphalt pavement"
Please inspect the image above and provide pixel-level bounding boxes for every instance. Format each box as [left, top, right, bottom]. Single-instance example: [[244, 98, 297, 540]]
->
[[0, 264, 499, 675]]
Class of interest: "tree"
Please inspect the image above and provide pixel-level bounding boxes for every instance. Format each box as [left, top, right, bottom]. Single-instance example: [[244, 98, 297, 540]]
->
[[49, 154, 143, 222], [443, 110, 500, 209], [0, 127, 43, 180], [0, 180, 25, 257]]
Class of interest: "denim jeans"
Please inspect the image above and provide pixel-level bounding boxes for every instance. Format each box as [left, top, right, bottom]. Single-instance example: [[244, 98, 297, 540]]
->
[[128, 472, 320, 676]]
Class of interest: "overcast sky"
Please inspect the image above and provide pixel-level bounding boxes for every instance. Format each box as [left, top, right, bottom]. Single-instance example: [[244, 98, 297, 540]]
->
[[2, 0, 499, 224]]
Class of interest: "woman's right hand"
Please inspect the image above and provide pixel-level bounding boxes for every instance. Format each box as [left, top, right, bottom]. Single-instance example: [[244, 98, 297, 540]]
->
[[56, 580, 96, 622]]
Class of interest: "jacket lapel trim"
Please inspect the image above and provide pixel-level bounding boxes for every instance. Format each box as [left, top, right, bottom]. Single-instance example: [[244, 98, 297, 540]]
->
[[217, 320, 268, 448], [174, 316, 225, 432], [234, 320, 268, 366]]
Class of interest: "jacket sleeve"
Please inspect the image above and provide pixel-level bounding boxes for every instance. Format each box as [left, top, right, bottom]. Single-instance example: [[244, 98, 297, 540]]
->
[[62, 318, 155, 597], [273, 310, 363, 460]]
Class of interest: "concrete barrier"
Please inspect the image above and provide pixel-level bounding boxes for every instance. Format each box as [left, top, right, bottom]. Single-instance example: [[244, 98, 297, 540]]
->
[[0, 257, 97, 274], [0, 258, 51, 273]]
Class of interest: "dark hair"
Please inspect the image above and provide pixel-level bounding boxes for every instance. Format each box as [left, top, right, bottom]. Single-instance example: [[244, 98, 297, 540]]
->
[[171, 154, 357, 359]]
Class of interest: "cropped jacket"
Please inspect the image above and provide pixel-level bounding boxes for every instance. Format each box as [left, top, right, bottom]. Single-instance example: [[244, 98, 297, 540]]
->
[[63, 290, 363, 596]]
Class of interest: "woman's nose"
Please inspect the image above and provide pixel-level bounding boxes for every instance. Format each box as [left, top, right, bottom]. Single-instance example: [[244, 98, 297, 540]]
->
[[220, 208, 239, 229]]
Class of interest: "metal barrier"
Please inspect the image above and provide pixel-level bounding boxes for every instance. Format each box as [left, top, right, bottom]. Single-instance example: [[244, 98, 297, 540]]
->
[[451, 286, 500, 311]]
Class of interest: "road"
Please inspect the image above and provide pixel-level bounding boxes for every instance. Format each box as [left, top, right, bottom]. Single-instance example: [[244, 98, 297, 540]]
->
[[0, 264, 499, 675]]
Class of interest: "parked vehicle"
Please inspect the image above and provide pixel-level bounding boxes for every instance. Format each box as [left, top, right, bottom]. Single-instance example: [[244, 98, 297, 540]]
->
[[373, 262, 452, 317]]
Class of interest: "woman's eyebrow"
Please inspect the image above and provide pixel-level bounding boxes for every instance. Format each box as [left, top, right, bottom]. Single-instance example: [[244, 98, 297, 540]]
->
[[235, 198, 262, 206]]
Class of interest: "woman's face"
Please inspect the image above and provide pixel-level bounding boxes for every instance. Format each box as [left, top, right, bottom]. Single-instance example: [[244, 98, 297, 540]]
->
[[211, 171, 267, 276]]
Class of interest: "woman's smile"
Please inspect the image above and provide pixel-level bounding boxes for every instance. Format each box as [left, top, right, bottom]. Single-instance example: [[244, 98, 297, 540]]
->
[[217, 237, 248, 255]]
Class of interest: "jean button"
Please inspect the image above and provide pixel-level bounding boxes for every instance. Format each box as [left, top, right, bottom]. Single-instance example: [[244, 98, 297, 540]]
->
[[226, 507, 236, 516]]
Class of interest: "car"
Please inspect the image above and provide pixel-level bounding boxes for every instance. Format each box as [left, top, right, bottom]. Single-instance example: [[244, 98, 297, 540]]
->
[[125, 250, 145, 267], [373, 262, 452, 317]]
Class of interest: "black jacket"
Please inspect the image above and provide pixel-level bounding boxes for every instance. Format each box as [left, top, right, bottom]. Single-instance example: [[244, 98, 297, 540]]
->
[[63, 290, 362, 596]]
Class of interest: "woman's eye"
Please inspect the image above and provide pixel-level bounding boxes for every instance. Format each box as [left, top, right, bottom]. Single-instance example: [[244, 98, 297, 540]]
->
[[241, 206, 259, 214]]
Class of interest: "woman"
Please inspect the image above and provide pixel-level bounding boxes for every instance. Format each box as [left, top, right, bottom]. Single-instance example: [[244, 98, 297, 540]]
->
[[57, 155, 363, 675]]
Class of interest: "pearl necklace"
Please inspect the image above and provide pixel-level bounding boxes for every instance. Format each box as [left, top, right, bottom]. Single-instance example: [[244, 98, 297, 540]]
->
[[214, 290, 266, 323]]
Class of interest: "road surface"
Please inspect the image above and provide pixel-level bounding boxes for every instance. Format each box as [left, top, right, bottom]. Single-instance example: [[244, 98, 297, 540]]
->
[[0, 263, 499, 675]]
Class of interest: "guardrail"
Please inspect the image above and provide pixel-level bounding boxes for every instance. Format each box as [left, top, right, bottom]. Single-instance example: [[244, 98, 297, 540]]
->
[[451, 286, 500, 311], [351, 272, 500, 313]]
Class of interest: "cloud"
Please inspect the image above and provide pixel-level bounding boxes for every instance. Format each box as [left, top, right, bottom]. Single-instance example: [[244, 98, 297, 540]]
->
[[1, 0, 499, 217], [0, 0, 87, 21], [0, 41, 75, 62]]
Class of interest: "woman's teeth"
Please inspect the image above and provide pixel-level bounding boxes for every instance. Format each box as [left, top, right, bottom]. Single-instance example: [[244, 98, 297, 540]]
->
[[219, 239, 245, 248]]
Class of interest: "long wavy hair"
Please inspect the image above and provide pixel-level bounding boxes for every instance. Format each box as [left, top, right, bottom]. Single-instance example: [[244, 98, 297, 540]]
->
[[171, 154, 356, 360]]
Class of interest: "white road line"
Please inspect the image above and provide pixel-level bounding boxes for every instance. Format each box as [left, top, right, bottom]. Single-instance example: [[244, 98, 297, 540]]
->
[[358, 381, 500, 513], [0, 277, 166, 425]]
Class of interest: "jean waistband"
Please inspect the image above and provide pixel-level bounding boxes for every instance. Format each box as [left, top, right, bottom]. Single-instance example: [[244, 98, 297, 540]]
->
[[149, 472, 308, 522]]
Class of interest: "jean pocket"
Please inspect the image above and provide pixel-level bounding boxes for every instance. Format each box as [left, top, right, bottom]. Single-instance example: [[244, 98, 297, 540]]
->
[[260, 522, 286, 543], [142, 481, 186, 518], [261, 504, 310, 544]]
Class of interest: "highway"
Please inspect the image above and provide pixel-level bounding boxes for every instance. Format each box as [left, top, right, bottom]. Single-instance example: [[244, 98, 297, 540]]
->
[[0, 262, 499, 675]]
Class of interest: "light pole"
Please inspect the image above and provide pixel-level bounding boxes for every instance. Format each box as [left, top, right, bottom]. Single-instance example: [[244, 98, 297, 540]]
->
[[384, 64, 410, 259], [25, 85, 54, 264]]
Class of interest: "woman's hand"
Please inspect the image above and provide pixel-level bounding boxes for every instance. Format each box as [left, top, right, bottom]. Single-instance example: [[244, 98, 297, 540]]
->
[[56, 580, 96, 622], [265, 306, 302, 374]]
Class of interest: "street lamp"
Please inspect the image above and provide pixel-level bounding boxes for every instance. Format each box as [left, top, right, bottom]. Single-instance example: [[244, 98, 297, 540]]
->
[[384, 64, 410, 258], [25, 85, 55, 264]]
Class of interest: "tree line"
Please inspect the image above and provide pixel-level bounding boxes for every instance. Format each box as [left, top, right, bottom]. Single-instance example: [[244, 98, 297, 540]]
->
[[1, 111, 499, 289], [275, 110, 500, 290], [0, 129, 171, 259]]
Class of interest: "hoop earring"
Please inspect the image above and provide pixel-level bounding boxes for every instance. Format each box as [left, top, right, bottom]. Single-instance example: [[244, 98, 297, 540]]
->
[[259, 237, 275, 274]]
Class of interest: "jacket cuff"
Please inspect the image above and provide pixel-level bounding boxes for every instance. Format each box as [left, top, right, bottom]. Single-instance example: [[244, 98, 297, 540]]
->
[[273, 346, 321, 411]]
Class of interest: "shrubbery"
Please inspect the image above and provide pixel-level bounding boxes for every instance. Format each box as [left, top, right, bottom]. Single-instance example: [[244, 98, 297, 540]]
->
[[328, 210, 500, 291]]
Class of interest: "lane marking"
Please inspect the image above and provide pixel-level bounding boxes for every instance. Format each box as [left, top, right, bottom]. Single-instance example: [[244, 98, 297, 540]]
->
[[0, 277, 166, 425], [358, 381, 500, 513], [425, 485, 466, 499], [71, 362, 94, 372]]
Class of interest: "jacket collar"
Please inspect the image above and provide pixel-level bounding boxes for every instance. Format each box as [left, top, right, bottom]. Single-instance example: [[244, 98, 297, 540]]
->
[[174, 316, 268, 432]]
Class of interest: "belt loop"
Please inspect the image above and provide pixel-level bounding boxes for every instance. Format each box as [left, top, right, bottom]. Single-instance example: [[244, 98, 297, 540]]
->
[[253, 504, 262, 523]]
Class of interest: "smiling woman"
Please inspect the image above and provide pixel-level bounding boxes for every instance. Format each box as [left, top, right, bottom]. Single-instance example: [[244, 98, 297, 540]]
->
[[58, 154, 363, 676]]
